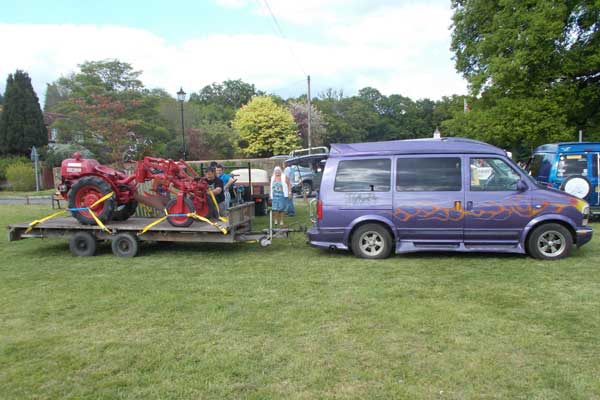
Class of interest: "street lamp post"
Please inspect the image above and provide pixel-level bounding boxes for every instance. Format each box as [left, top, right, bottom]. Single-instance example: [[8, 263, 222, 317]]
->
[[177, 87, 187, 160]]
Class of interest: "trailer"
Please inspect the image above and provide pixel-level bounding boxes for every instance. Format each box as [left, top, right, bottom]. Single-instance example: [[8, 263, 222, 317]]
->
[[6, 202, 295, 257]]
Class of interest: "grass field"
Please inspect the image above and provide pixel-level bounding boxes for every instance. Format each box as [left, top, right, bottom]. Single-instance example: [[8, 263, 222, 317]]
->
[[0, 189, 54, 198], [1, 202, 600, 399]]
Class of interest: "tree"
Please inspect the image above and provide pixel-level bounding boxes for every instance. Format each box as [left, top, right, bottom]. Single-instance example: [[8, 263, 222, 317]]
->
[[0, 92, 4, 105], [191, 79, 261, 109], [233, 96, 300, 157], [44, 83, 69, 111], [0, 70, 47, 155], [287, 101, 326, 146], [48, 60, 170, 162], [450, 0, 600, 148]]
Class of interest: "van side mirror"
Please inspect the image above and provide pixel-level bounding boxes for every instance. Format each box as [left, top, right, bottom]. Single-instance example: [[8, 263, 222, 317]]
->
[[516, 179, 528, 192]]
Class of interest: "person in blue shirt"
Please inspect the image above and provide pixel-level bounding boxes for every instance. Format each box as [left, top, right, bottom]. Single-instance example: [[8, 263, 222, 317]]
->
[[283, 161, 296, 216], [216, 164, 235, 210]]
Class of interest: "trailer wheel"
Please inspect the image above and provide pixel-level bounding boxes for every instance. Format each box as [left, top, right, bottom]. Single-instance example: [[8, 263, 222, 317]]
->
[[69, 232, 97, 257], [111, 233, 139, 257], [260, 237, 272, 247]]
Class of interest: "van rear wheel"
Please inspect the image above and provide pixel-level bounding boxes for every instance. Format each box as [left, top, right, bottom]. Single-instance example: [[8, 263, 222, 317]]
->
[[351, 224, 393, 259], [526, 223, 573, 260]]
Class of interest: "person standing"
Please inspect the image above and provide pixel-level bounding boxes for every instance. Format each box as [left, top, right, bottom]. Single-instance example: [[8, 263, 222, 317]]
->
[[283, 161, 295, 217], [270, 166, 288, 226], [205, 167, 225, 219]]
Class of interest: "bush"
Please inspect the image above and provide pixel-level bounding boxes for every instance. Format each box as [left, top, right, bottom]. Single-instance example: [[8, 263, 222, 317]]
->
[[44, 144, 95, 168], [6, 161, 36, 191], [0, 156, 29, 181]]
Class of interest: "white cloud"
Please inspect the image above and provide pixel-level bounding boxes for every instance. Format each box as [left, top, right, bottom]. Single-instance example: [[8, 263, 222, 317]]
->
[[0, 1, 466, 105]]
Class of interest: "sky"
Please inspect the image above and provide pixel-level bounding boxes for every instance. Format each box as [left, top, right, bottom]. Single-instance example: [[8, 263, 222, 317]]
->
[[0, 0, 468, 105]]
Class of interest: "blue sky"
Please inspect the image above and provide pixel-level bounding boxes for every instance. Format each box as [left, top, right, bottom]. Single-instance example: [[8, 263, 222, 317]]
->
[[0, 0, 467, 104]]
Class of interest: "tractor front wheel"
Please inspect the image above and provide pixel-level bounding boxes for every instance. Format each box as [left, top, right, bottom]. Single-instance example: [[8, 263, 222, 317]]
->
[[68, 176, 115, 225], [166, 197, 195, 227]]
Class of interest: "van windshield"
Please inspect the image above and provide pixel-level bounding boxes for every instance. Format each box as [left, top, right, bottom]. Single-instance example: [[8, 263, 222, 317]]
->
[[527, 153, 553, 182]]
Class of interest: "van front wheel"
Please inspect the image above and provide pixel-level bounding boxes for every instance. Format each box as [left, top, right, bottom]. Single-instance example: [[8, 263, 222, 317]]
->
[[526, 223, 573, 260], [351, 224, 393, 259]]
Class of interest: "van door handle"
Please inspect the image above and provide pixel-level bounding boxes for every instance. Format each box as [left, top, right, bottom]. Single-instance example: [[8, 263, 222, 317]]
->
[[466, 201, 473, 210]]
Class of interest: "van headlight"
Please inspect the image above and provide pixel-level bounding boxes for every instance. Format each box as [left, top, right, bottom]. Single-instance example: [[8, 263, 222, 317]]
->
[[582, 204, 590, 226]]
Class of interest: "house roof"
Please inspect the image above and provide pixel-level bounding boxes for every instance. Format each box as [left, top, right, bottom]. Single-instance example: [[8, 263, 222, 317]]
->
[[329, 137, 506, 157]]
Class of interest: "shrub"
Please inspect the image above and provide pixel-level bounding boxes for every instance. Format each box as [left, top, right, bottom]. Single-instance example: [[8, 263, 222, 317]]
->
[[6, 161, 36, 191], [0, 156, 29, 181], [44, 144, 95, 168]]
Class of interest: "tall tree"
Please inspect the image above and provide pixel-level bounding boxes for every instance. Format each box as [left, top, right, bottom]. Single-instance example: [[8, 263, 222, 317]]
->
[[233, 96, 300, 157], [0, 70, 47, 155], [450, 0, 600, 148], [49, 60, 169, 162], [287, 101, 326, 147]]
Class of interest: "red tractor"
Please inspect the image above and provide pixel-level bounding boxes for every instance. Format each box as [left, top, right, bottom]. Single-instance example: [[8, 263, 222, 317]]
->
[[58, 153, 210, 227]]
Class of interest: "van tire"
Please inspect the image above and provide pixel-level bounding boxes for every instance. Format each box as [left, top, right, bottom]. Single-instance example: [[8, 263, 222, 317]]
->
[[526, 223, 573, 260], [351, 223, 393, 259]]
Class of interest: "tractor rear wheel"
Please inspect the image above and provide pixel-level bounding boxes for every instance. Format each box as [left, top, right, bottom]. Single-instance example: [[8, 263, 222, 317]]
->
[[68, 176, 115, 225], [112, 201, 138, 221], [166, 197, 195, 227]]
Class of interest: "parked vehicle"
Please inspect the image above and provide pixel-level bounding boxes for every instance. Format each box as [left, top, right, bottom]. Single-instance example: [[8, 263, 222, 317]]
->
[[526, 142, 600, 215], [229, 167, 270, 216], [308, 138, 592, 260], [286, 154, 328, 197]]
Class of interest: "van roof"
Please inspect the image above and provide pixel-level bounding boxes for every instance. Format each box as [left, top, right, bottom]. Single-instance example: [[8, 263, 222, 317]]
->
[[329, 137, 506, 157], [533, 142, 600, 153]]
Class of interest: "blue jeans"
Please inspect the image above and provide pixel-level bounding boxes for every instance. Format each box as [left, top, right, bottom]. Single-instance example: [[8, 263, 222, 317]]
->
[[286, 196, 295, 216]]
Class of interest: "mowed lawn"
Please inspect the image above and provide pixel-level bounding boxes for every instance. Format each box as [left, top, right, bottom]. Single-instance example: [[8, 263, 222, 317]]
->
[[1, 202, 600, 399]]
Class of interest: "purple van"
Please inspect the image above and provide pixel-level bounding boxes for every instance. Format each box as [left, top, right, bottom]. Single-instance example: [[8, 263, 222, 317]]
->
[[308, 138, 592, 260]]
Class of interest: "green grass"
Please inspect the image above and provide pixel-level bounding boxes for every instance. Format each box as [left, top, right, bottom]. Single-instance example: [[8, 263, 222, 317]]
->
[[1, 202, 600, 399], [0, 189, 55, 197]]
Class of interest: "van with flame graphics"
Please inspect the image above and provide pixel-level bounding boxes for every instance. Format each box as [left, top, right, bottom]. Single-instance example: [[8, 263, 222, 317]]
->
[[308, 138, 592, 260]]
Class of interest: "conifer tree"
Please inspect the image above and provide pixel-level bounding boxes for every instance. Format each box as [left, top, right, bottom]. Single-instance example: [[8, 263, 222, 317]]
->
[[0, 70, 47, 155]]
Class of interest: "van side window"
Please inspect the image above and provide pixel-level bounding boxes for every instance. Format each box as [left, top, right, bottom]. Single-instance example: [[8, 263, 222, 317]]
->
[[470, 158, 520, 191], [396, 158, 461, 191], [334, 159, 391, 192]]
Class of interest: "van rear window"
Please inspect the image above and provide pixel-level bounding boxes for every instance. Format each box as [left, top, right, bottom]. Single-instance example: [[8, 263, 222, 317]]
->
[[334, 159, 391, 192], [396, 157, 462, 191]]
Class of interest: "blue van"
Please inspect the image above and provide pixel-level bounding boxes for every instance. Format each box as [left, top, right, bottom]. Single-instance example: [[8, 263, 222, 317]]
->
[[527, 142, 600, 214], [307, 138, 592, 260]]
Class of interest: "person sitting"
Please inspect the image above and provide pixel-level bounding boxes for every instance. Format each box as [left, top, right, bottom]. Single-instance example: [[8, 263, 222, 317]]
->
[[204, 167, 225, 220]]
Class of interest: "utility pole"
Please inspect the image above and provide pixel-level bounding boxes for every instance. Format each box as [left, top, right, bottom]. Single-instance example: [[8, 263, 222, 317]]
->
[[307, 75, 312, 154]]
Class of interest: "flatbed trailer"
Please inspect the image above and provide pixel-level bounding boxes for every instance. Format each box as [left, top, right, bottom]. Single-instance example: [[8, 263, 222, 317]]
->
[[6, 202, 289, 257]]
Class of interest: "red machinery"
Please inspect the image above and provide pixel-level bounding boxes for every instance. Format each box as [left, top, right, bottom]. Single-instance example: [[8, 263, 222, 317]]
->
[[58, 153, 210, 227]]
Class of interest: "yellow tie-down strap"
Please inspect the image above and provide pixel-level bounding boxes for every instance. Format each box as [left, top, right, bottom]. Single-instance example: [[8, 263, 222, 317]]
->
[[208, 189, 228, 223], [138, 209, 228, 236], [25, 191, 114, 234]]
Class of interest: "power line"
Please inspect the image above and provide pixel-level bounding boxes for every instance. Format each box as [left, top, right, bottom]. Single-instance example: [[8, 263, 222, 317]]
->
[[256, 0, 306, 77]]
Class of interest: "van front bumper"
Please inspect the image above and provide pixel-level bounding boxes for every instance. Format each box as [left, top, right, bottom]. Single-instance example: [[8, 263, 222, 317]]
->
[[576, 227, 593, 247]]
